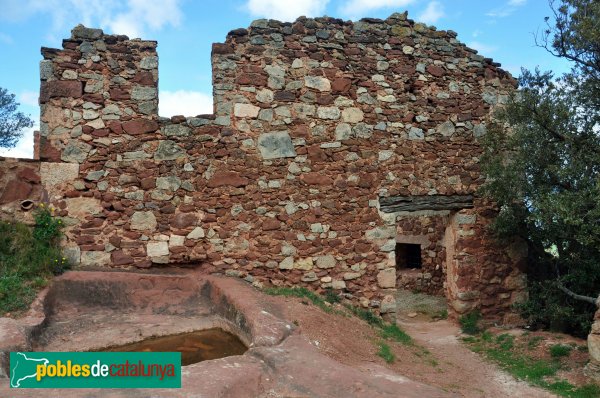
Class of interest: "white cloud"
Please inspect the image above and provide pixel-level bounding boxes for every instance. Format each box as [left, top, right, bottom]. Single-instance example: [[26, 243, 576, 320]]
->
[[486, 0, 526, 19], [417, 1, 444, 25], [18, 91, 39, 107], [0, 0, 182, 39], [468, 41, 497, 55], [159, 90, 213, 118], [105, 0, 182, 39], [0, 125, 36, 159], [246, 0, 328, 21], [340, 0, 415, 19]]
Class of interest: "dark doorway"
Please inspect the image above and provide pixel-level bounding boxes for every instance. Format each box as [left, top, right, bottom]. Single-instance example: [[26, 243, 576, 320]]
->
[[395, 243, 422, 269]]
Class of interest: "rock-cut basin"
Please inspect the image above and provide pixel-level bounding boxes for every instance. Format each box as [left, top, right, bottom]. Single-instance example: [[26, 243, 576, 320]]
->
[[0, 270, 455, 397]]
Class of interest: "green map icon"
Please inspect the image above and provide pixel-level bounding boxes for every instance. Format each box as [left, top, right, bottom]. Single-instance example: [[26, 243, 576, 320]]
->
[[10, 352, 49, 388]]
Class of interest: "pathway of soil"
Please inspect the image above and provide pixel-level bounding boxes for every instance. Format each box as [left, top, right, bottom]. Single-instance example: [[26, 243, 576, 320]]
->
[[396, 316, 554, 397]]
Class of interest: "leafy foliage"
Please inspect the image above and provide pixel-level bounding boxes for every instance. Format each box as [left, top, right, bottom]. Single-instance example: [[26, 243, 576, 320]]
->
[[323, 287, 341, 304], [0, 87, 34, 148], [550, 343, 573, 358], [380, 323, 412, 345], [464, 331, 600, 397], [376, 342, 395, 363], [481, 0, 600, 337], [0, 205, 69, 314], [459, 311, 482, 335], [263, 286, 333, 313]]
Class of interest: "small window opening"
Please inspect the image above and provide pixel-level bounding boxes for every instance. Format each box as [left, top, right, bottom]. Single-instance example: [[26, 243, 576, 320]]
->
[[395, 243, 422, 269]]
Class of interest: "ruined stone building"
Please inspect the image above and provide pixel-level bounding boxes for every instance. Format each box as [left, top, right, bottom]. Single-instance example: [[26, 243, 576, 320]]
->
[[0, 13, 527, 321]]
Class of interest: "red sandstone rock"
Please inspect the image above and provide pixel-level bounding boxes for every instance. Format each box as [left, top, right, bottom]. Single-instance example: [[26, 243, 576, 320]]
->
[[301, 172, 333, 186], [262, 218, 281, 231], [331, 77, 352, 93], [17, 168, 41, 184], [0, 180, 33, 204], [131, 71, 155, 86], [122, 119, 159, 135], [39, 81, 82, 103], [171, 213, 198, 228], [111, 251, 134, 265], [109, 88, 130, 100], [207, 171, 249, 188]]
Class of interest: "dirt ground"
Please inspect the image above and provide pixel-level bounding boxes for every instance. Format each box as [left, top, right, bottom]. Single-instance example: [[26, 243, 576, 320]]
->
[[4, 271, 596, 397], [269, 290, 586, 398]]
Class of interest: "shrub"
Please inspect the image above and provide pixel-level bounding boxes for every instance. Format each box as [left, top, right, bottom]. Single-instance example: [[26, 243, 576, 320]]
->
[[323, 287, 340, 304], [0, 204, 69, 313], [459, 311, 482, 335], [377, 342, 395, 363], [549, 344, 573, 358]]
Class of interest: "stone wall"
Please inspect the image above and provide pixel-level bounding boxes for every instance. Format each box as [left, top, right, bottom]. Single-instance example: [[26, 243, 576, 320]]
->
[[5, 13, 528, 321], [0, 157, 42, 224]]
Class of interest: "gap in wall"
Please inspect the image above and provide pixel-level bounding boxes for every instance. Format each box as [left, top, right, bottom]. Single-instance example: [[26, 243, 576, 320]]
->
[[395, 243, 422, 269]]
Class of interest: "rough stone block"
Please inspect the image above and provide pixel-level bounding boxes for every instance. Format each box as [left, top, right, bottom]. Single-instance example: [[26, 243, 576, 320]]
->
[[279, 257, 294, 270], [71, 24, 103, 40], [130, 211, 157, 231], [147, 241, 169, 257], [257, 131, 296, 160], [207, 171, 249, 188], [234, 103, 260, 118], [316, 255, 336, 269], [377, 268, 396, 288], [80, 251, 111, 267], [341, 107, 364, 123], [304, 76, 331, 92], [294, 257, 313, 270], [0, 180, 33, 204], [122, 119, 159, 135], [187, 227, 205, 239], [65, 197, 103, 219], [40, 81, 82, 103], [154, 140, 186, 161], [380, 295, 397, 313]]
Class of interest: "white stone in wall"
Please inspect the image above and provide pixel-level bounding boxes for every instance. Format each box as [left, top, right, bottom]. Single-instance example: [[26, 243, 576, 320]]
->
[[256, 88, 274, 103], [332, 280, 346, 289], [341, 107, 364, 123], [279, 257, 294, 270], [316, 255, 336, 269], [80, 251, 110, 267], [317, 106, 340, 120], [294, 257, 313, 270], [65, 197, 103, 219], [257, 131, 296, 160], [85, 118, 105, 129], [437, 120, 455, 137], [147, 241, 169, 257], [169, 235, 185, 247], [377, 268, 396, 288], [187, 227, 205, 239], [304, 76, 331, 92], [234, 103, 260, 118], [378, 150, 394, 161], [130, 211, 157, 231]]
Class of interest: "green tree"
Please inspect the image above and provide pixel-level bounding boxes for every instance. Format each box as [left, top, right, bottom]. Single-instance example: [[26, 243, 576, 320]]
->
[[0, 87, 34, 148], [481, 0, 600, 336]]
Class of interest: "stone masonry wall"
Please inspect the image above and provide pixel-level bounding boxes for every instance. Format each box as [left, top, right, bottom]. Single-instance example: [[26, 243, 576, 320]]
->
[[0, 158, 42, 224], [11, 13, 528, 321]]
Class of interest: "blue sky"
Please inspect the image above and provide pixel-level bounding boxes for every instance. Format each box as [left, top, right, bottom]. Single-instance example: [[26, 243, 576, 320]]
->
[[0, 0, 570, 158]]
